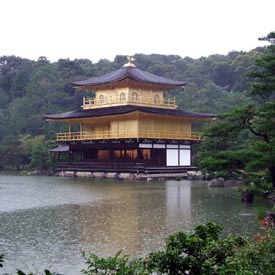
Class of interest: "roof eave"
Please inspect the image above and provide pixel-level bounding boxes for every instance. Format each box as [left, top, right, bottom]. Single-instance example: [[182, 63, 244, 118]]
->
[[73, 77, 187, 90]]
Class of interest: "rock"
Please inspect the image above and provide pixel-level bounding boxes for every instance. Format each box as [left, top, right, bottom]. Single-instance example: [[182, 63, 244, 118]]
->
[[208, 178, 225, 187], [27, 170, 38, 175], [106, 172, 119, 179], [241, 189, 254, 202], [59, 171, 75, 177], [75, 171, 92, 178], [224, 180, 244, 187], [118, 173, 136, 180], [187, 171, 203, 180], [263, 212, 275, 227], [92, 172, 106, 178], [267, 191, 275, 201]]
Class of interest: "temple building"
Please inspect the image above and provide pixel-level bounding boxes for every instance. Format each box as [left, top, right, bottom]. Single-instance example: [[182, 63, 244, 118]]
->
[[44, 57, 214, 175]]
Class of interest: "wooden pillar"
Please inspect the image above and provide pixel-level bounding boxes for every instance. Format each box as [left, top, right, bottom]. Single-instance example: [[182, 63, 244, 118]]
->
[[68, 124, 72, 139], [110, 142, 114, 164]]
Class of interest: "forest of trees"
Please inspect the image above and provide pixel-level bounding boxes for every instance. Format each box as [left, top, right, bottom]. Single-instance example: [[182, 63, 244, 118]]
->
[[199, 32, 275, 188], [0, 43, 268, 175]]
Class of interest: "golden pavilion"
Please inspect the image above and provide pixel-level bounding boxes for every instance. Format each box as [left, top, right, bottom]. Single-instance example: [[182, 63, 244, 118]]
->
[[44, 57, 214, 174]]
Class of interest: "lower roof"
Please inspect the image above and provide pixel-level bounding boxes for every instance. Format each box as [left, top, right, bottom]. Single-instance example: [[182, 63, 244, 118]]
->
[[49, 145, 69, 153], [43, 105, 215, 121]]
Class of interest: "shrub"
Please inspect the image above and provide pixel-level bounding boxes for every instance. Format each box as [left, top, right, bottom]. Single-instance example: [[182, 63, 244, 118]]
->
[[146, 222, 247, 275], [256, 206, 266, 220], [0, 254, 4, 268], [1, 222, 275, 275], [81, 250, 149, 275]]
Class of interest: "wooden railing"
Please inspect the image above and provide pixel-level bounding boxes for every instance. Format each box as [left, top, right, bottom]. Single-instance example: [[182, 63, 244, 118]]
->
[[56, 129, 202, 141], [82, 95, 176, 109], [57, 161, 146, 173]]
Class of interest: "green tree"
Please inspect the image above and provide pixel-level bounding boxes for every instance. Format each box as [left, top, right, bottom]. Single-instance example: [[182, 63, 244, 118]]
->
[[8, 62, 73, 136], [198, 106, 258, 179], [29, 135, 56, 171], [199, 32, 275, 187], [0, 135, 30, 170]]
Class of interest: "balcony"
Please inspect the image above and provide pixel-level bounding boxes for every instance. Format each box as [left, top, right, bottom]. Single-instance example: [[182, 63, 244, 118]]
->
[[82, 95, 176, 110], [56, 129, 203, 141]]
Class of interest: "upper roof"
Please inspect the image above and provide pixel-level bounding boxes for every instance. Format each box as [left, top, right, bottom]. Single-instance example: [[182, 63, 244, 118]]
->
[[72, 66, 187, 90], [44, 105, 215, 121]]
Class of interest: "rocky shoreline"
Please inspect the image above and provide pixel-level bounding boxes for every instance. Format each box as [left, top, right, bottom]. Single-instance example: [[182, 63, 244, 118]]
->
[[207, 177, 244, 187], [57, 170, 206, 181], [23, 170, 275, 202]]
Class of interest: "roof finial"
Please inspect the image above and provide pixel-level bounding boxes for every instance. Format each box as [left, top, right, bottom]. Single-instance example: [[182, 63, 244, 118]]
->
[[123, 55, 136, 67]]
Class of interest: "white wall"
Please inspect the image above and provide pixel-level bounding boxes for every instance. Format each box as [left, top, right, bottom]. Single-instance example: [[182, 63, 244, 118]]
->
[[166, 145, 191, 166]]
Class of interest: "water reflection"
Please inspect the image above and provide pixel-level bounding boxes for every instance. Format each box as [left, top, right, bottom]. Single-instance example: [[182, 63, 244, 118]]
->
[[0, 175, 266, 275], [166, 181, 192, 230]]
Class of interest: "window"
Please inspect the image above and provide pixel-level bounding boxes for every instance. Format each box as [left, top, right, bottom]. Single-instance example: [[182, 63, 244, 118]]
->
[[140, 149, 151, 160], [99, 95, 105, 104], [114, 149, 138, 160], [97, 150, 110, 160], [120, 92, 126, 101], [131, 92, 138, 101]]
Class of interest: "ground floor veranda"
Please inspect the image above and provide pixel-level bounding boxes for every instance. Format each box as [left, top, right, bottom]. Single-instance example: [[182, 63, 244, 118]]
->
[[51, 138, 199, 174]]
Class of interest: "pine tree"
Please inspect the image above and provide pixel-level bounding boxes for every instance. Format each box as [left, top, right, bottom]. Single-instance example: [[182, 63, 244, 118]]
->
[[199, 31, 275, 187]]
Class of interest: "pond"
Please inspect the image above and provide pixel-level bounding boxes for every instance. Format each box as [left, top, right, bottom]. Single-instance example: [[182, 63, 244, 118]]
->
[[0, 174, 268, 275]]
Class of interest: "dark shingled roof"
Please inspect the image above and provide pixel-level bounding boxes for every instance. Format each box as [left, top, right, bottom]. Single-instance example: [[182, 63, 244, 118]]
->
[[72, 66, 187, 88], [44, 105, 215, 120], [49, 145, 69, 153]]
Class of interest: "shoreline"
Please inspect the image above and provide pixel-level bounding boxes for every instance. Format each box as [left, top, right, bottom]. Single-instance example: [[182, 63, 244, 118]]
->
[[57, 170, 205, 181]]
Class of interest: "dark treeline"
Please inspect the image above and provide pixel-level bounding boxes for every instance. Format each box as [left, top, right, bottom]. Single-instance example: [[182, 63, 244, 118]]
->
[[0, 49, 264, 170]]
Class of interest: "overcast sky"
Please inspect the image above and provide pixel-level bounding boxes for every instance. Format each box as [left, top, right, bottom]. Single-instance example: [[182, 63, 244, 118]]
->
[[1, 0, 274, 62]]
